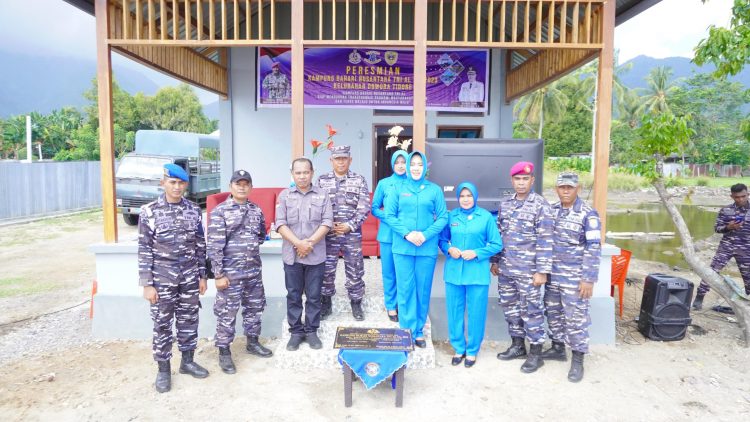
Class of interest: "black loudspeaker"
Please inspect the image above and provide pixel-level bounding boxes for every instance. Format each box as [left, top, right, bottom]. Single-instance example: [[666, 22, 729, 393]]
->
[[638, 273, 694, 341]]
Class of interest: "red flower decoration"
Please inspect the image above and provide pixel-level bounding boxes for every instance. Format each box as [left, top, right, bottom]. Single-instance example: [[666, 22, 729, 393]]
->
[[326, 140, 335, 150], [311, 139, 323, 155], [327, 124, 337, 137]]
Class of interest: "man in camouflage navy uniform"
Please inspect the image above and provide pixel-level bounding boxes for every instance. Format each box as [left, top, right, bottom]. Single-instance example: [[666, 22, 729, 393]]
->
[[693, 183, 750, 310], [542, 172, 601, 382], [208, 170, 273, 375], [491, 161, 553, 373], [261, 62, 290, 102], [316, 145, 371, 321], [139, 163, 209, 393]]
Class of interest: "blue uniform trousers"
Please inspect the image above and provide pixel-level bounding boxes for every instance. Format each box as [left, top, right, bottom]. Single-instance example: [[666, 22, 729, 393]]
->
[[498, 274, 546, 345], [393, 254, 437, 340], [544, 276, 591, 353], [445, 283, 489, 357], [380, 241, 398, 311]]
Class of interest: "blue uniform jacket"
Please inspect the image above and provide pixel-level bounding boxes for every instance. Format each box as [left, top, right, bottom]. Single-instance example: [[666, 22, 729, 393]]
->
[[372, 150, 409, 243], [384, 152, 448, 257], [439, 205, 503, 286]]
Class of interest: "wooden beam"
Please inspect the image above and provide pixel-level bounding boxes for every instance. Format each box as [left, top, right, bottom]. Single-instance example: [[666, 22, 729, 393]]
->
[[593, 0, 615, 234], [291, 0, 304, 159], [505, 48, 597, 102], [412, 0, 427, 152], [95, 0, 118, 243], [114, 44, 229, 96]]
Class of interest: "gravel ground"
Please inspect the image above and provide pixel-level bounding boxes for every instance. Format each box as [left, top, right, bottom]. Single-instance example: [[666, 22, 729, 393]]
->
[[0, 305, 93, 367]]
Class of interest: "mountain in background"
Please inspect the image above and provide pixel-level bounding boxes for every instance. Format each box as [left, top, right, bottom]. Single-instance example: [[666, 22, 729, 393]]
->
[[0, 50, 220, 120], [619, 55, 750, 90]]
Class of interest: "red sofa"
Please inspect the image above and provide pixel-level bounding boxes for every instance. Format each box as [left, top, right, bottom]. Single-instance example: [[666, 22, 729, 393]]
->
[[206, 189, 380, 257]]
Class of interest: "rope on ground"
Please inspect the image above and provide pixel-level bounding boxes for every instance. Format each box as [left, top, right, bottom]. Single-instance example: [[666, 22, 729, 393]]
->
[[0, 300, 91, 328]]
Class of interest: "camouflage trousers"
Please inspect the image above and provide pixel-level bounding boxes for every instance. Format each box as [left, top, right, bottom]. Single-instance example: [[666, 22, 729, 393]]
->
[[498, 275, 546, 345], [322, 232, 365, 301], [544, 276, 591, 353], [697, 244, 750, 296], [213, 270, 266, 348], [150, 271, 200, 361]]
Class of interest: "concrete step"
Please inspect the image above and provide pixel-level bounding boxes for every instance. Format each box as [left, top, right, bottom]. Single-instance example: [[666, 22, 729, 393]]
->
[[272, 316, 436, 371]]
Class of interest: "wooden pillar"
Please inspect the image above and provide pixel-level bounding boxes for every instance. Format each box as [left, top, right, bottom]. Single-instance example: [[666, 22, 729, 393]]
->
[[412, 0, 427, 151], [291, 0, 305, 159], [96, 0, 118, 243], [592, 0, 615, 235]]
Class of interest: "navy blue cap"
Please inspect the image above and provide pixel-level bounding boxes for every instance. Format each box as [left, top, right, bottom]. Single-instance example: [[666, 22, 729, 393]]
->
[[163, 164, 189, 182]]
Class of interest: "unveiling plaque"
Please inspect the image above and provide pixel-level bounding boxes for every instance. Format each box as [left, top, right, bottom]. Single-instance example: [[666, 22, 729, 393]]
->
[[333, 327, 414, 351]]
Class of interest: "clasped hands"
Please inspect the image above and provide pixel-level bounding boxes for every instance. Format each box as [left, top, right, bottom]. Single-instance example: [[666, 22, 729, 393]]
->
[[447, 246, 477, 261], [405, 231, 426, 246], [294, 238, 315, 258]]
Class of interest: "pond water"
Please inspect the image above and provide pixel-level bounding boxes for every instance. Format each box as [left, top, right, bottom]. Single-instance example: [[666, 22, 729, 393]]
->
[[606, 204, 719, 267]]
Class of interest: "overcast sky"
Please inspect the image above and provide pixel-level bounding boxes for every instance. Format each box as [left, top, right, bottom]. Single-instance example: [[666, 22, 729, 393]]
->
[[0, 0, 736, 94]]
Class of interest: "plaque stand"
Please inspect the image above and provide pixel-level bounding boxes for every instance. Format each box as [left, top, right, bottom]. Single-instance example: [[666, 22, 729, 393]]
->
[[343, 363, 405, 407]]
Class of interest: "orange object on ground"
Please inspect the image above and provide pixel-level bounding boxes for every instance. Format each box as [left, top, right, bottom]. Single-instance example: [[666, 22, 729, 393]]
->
[[610, 249, 632, 318], [90, 280, 98, 319]]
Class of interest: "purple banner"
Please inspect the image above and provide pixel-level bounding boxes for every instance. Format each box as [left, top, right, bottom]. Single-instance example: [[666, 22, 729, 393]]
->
[[257, 47, 488, 112]]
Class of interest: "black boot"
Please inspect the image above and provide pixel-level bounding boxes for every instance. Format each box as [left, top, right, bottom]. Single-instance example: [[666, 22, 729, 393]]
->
[[321, 295, 333, 320], [568, 351, 585, 382], [351, 300, 365, 321], [179, 350, 209, 378], [497, 337, 527, 360], [692, 293, 705, 310], [155, 360, 171, 393], [520, 344, 545, 373], [246, 335, 273, 358], [218, 347, 236, 374], [541, 341, 567, 361], [286, 334, 305, 351]]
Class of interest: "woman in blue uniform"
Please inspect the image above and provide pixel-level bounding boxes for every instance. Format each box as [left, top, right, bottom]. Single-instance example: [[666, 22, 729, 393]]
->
[[371, 150, 409, 322], [438, 182, 503, 367], [385, 151, 448, 348]]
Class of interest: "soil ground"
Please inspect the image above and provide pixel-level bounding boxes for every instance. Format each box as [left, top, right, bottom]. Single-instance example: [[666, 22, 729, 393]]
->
[[1, 189, 749, 421]]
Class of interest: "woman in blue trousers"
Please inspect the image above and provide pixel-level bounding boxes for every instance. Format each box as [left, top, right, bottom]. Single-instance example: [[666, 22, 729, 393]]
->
[[438, 182, 503, 367], [371, 150, 409, 322], [385, 151, 448, 348]]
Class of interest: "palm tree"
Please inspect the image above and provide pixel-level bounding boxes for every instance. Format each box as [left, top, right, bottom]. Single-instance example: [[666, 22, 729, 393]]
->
[[514, 80, 568, 138], [641, 66, 677, 114], [618, 88, 644, 129]]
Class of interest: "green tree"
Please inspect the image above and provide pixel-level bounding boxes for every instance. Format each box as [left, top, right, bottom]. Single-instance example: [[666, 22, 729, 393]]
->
[[694, 0, 750, 78], [514, 80, 568, 138], [139, 84, 214, 133], [641, 66, 678, 114], [1, 115, 28, 159]]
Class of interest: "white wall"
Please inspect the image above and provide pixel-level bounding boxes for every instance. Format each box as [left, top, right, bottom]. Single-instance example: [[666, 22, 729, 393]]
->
[[220, 47, 514, 189]]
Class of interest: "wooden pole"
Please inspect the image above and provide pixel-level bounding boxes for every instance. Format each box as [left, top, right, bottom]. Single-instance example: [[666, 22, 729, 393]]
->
[[412, 0, 427, 151], [593, 0, 615, 235], [95, 0, 118, 243], [291, 0, 304, 159]]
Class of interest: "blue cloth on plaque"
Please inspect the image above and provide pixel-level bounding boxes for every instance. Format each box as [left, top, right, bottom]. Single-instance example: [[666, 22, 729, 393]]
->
[[338, 349, 408, 390]]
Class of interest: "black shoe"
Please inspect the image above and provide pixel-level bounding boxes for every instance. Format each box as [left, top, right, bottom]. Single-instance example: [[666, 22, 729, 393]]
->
[[497, 337, 527, 360], [246, 335, 273, 358], [568, 351, 585, 382], [351, 300, 365, 321], [387, 311, 399, 322], [521, 344, 545, 373], [692, 294, 705, 311], [451, 354, 465, 366], [179, 350, 209, 378], [414, 338, 427, 348], [306, 332, 323, 349], [287, 334, 305, 351], [541, 341, 567, 361], [218, 347, 236, 374], [321, 295, 333, 320], [155, 360, 171, 393], [464, 357, 476, 368]]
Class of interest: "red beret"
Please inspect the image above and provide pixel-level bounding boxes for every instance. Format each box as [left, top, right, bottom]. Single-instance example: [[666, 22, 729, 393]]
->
[[510, 161, 534, 177]]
